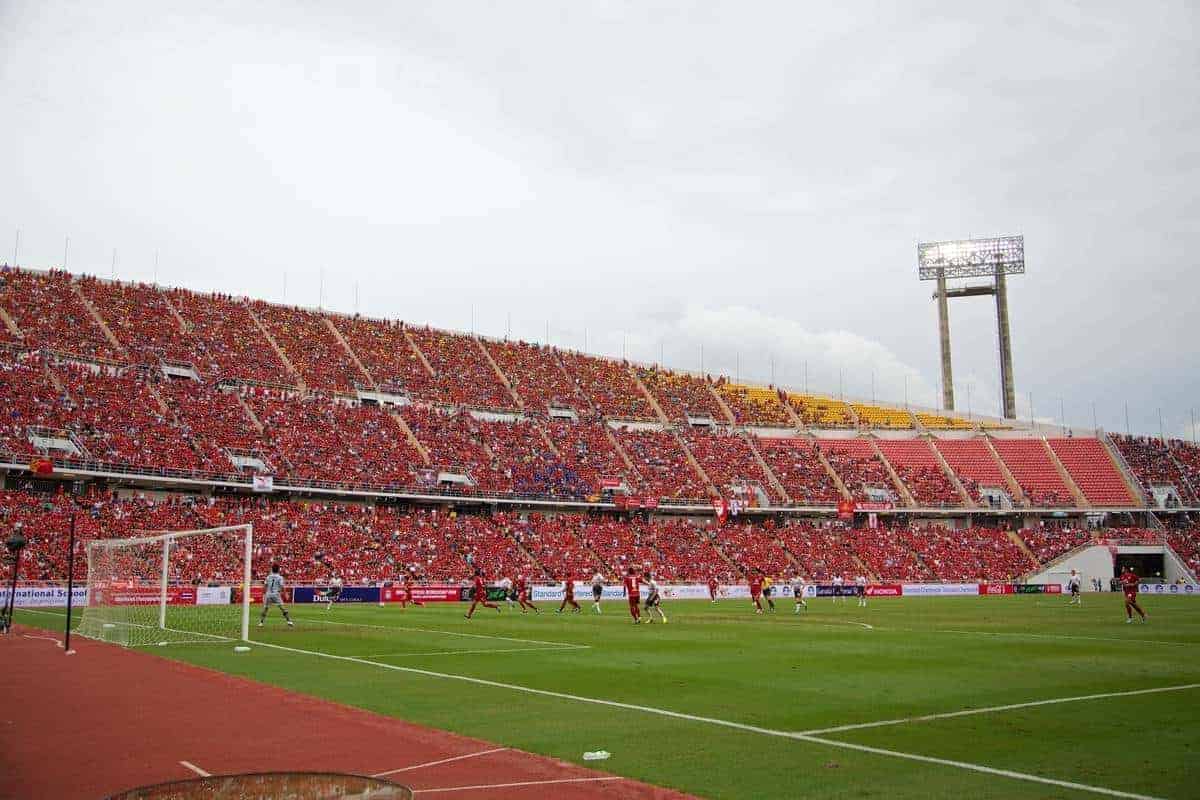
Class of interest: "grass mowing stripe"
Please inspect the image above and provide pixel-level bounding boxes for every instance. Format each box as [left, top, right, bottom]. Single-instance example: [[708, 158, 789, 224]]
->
[[927, 628, 1198, 647], [798, 683, 1200, 735], [249, 638, 1161, 800], [800, 735, 1164, 800], [371, 747, 508, 777], [292, 614, 590, 648], [365, 646, 590, 658]]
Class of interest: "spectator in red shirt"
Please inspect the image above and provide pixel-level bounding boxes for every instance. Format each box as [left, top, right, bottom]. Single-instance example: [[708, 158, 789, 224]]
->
[[1119, 566, 1147, 623]]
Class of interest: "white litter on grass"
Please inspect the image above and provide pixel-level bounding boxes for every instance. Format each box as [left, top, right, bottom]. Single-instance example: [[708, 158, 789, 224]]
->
[[157, 641, 168, 647], [582, 751, 610, 761], [102, 623, 116, 629], [233, 646, 251, 653]]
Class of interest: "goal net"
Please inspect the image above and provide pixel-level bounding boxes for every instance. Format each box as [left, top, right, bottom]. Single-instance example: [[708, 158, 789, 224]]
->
[[75, 524, 253, 647]]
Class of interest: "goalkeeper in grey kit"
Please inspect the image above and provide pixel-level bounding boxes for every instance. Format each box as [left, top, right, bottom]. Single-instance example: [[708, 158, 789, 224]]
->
[[258, 564, 294, 627]]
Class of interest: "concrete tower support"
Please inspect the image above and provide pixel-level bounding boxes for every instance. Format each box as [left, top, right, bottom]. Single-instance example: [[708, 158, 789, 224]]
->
[[995, 269, 1016, 419], [936, 271, 954, 411]]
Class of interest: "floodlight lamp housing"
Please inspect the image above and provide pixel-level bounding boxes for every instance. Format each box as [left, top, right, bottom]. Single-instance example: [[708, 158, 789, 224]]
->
[[918, 235, 1025, 281]]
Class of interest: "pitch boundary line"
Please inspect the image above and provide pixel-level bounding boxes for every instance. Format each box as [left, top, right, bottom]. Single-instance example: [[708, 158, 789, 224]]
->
[[250, 639, 1164, 799], [928, 628, 1196, 647], [292, 614, 590, 649], [414, 776, 623, 793], [372, 747, 508, 777], [364, 646, 590, 658], [179, 760, 211, 777], [797, 683, 1200, 735]]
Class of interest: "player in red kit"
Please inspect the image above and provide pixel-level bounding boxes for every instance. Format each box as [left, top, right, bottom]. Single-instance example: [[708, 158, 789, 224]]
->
[[400, 578, 424, 609], [707, 575, 719, 603], [623, 567, 642, 623], [557, 574, 580, 614], [1119, 566, 1147, 623], [465, 570, 500, 619], [515, 574, 540, 614], [749, 570, 764, 614]]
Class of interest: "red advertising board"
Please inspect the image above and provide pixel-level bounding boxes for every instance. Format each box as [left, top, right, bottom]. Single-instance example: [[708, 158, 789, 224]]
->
[[865, 584, 903, 597], [979, 583, 1014, 595], [837, 499, 855, 520], [92, 584, 197, 605], [382, 584, 463, 603]]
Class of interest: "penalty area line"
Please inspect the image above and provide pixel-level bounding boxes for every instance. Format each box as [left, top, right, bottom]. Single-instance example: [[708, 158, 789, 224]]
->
[[249, 639, 1161, 800]]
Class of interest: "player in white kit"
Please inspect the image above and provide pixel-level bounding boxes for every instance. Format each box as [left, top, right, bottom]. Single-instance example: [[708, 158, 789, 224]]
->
[[1067, 569, 1083, 605], [832, 574, 845, 603], [856, 575, 867, 607], [792, 576, 808, 613], [497, 575, 515, 609], [591, 571, 605, 613]]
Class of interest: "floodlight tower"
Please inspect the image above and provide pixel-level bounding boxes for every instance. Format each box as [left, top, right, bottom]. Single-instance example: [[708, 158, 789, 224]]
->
[[917, 235, 1024, 419]]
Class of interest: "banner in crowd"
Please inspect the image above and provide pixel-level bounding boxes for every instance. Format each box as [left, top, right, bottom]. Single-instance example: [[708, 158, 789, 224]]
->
[[0, 585, 88, 607], [252, 474, 274, 492], [1139, 583, 1200, 595]]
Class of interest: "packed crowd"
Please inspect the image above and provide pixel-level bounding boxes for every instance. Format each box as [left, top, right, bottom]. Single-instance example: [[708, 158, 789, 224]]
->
[[682, 429, 777, 504], [79, 277, 196, 366], [254, 304, 366, 393], [615, 426, 712, 501], [875, 439, 962, 507], [0, 269, 122, 361], [331, 316, 438, 398], [559, 352, 656, 421], [407, 326, 516, 410], [637, 368, 723, 422], [818, 439, 896, 502], [485, 340, 584, 413], [1113, 435, 1198, 506], [756, 438, 843, 505], [717, 383, 794, 427], [5, 489, 1197, 586], [166, 290, 293, 384]]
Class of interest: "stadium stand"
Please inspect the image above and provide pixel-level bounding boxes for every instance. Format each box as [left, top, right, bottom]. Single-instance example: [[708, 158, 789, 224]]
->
[[1047, 438, 1134, 506], [559, 352, 657, 421], [992, 438, 1071, 507], [330, 316, 437, 398], [251, 393, 422, 487], [0, 269, 123, 361], [485, 340, 584, 413], [615, 426, 712, 502], [253, 304, 366, 393], [474, 417, 588, 498], [681, 429, 777, 504], [636, 367, 723, 422], [157, 379, 268, 472], [915, 411, 975, 431], [717, 382, 794, 427], [167, 290, 294, 384], [932, 438, 1009, 504], [850, 402, 913, 429], [786, 393, 854, 428], [901, 527, 1034, 581], [78, 278, 195, 366], [875, 439, 962, 507], [756, 438, 843, 505], [713, 520, 793, 575], [775, 524, 862, 581], [1018, 526, 1096, 563], [399, 404, 506, 491], [510, 513, 604, 579], [407, 326, 515, 410], [817, 439, 896, 502], [544, 418, 636, 496]]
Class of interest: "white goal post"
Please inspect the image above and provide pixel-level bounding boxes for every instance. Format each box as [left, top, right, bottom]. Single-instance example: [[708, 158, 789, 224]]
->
[[76, 524, 253, 647]]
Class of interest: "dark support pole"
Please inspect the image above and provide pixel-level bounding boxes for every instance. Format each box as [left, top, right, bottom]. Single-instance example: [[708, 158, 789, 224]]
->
[[64, 514, 77, 654], [995, 269, 1017, 419], [3, 545, 20, 634], [935, 270, 955, 411]]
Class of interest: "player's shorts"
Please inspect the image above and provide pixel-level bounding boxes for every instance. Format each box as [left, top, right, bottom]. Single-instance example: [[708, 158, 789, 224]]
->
[[1070, 585, 1080, 596], [762, 587, 772, 597], [644, 592, 660, 608], [264, 594, 283, 607], [1124, 590, 1138, 600], [592, 585, 603, 600], [328, 588, 342, 599]]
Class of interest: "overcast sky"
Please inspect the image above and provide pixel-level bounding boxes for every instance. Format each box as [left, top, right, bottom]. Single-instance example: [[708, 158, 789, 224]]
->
[[2, 1, 1197, 438]]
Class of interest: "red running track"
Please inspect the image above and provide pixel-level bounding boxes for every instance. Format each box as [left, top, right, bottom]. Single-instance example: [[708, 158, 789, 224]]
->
[[0, 627, 693, 799]]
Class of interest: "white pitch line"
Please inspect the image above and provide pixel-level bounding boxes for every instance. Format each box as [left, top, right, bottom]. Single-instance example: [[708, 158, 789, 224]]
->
[[294, 615, 589, 649], [21, 633, 63, 646], [797, 683, 1200, 735], [364, 646, 589, 658], [179, 760, 211, 777], [414, 776, 623, 794], [250, 639, 1165, 800], [372, 747, 508, 777]]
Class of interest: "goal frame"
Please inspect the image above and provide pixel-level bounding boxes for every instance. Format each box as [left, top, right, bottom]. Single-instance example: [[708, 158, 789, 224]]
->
[[84, 523, 254, 644]]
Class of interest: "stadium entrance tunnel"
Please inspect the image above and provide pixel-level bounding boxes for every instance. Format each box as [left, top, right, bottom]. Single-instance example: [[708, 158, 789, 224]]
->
[[105, 771, 413, 800]]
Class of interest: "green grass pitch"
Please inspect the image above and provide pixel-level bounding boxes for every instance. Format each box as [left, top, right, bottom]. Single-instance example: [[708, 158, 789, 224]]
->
[[19, 595, 1200, 798]]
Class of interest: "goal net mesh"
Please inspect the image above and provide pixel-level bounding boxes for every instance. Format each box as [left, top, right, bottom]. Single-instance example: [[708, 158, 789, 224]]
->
[[75, 525, 252, 647]]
